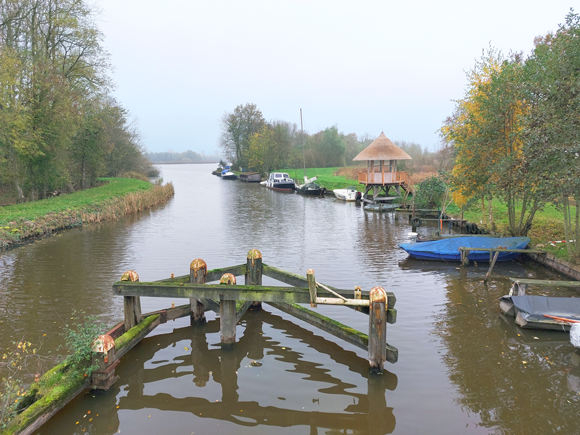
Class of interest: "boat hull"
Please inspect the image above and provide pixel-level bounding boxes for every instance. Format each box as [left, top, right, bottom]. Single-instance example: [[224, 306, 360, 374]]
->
[[266, 184, 295, 192], [499, 295, 580, 331], [399, 236, 531, 262]]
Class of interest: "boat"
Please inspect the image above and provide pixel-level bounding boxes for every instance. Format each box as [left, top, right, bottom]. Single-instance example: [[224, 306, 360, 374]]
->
[[364, 202, 400, 212], [265, 172, 295, 192], [399, 236, 530, 262], [220, 168, 238, 180], [333, 186, 360, 201], [295, 176, 326, 196], [499, 295, 580, 331]]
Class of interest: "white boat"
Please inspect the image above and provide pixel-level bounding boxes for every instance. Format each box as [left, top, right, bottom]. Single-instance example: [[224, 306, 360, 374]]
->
[[333, 186, 359, 201], [221, 170, 237, 180], [265, 172, 295, 192]]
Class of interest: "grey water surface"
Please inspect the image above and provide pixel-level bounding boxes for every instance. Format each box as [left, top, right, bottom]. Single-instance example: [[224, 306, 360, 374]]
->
[[1, 163, 579, 435]]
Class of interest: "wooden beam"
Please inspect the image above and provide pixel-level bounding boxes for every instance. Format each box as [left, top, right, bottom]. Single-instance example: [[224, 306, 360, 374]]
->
[[206, 264, 247, 282], [508, 278, 580, 287], [262, 264, 396, 308], [484, 251, 500, 283], [459, 247, 545, 254]]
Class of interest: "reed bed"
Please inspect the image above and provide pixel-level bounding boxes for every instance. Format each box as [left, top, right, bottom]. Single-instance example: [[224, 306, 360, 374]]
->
[[0, 182, 174, 249]]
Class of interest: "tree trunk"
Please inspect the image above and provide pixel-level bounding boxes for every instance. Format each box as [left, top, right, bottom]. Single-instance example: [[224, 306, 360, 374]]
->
[[81, 158, 86, 190]]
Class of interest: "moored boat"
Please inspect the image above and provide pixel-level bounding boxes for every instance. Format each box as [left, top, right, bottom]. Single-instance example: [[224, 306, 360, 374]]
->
[[399, 236, 530, 262], [221, 169, 238, 180], [499, 295, 580, 331], [265, 172, 295, 192], [295, 176, 326, 196], [333, 186, 359, 201], [364, 202, 400, 212]]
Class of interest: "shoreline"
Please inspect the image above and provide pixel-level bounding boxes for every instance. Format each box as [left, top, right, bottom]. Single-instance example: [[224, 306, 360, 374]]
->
[[0, 179, 175, 250]]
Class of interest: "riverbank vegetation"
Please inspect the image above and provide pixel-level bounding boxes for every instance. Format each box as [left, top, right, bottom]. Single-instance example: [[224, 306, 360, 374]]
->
[[218, 104, 441, 177], [440, 10, 580, 261], [0, 0, 158, 206], [227, 11, 579, 259], [0, 178, 174, 249]]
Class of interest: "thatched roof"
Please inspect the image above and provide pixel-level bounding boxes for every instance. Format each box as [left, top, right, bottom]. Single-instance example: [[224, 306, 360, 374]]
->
[[353, 132, 412, 161]]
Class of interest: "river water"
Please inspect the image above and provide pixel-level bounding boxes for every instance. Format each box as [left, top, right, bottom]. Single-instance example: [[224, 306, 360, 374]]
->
[[1, 163, 579, 434]]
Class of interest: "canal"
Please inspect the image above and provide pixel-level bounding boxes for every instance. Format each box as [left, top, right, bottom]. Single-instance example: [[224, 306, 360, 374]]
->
[[1, 163, 579, 434]]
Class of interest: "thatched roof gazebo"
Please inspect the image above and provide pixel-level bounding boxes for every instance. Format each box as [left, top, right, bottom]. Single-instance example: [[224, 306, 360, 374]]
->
[[354, 132, 414, 203]]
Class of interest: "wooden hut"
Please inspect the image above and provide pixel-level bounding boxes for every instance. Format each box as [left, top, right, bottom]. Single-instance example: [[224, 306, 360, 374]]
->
[[353, 132, 414, 203]]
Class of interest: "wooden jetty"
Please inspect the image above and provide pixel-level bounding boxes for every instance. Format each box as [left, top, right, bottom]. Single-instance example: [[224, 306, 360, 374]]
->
[[353, 132, 414, 204], [458, 247, 546, 283], [94, 249, 398, 392]]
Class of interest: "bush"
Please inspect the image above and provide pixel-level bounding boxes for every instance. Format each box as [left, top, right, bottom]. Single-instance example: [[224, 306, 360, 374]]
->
[[0, 341, 43, 429], [60, 311, 106, 378], [414, 176, 447, 208]]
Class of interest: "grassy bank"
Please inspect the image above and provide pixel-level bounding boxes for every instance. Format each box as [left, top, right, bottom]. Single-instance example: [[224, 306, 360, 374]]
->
[[275, 167, 363, 191], [445, 199, 574, 261], [0, 178, 174, 249]]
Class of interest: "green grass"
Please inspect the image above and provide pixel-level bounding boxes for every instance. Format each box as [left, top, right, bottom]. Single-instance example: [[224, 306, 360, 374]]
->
[[275, 167, 363, 191], [445, 198, 579, 263], [0, 178, 152, 225]]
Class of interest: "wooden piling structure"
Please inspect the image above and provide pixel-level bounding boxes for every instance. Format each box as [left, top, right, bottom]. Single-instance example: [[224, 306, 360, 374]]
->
[[219, 273, 237, 349], [368, 287, 387, 374], [190, 259, 207, 325], [111, 249, 399, 372], [121, 270, 142, 330], [245, 249, 263, 310]]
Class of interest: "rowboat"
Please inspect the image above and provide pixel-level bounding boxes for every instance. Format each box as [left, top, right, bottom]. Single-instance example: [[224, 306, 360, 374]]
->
[[399, 236, 530, 262], [499, 295, 580, 331]]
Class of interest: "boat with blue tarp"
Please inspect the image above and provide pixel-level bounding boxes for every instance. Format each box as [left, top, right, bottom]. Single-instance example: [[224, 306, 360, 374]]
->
[[399, 236, 531, 262]]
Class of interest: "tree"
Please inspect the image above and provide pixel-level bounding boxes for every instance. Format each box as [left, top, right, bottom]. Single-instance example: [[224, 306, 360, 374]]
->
[[441, 48, 540, 236], [524, 10, 580, 258], [218, 103, 265, 168], [247, 121, 295, 174]]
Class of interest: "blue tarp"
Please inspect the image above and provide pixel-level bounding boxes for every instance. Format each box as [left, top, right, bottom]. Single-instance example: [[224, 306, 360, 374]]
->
[[399, 236, 530, 262]]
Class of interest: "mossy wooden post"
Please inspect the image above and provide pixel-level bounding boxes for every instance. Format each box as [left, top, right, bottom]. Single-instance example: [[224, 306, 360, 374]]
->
[[121, 270, 142, 331], [190, 259, 207, 325], [307, 269, 317, 308], [220, 273, 237, 349], [246, 249, 262, 310], [369, 286, 387, 374]]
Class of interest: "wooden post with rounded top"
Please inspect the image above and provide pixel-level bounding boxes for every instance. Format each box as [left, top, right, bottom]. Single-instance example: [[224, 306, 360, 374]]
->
[[368, 286, 387, 374], [190, 259, 207, 325], [219, 273, 237, 349], [245, 249, 262, 310], [121, 271, 142, 331]]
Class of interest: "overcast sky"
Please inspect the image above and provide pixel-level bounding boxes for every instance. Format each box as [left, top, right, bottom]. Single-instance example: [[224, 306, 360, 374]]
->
[[97, 0, 575, 154]]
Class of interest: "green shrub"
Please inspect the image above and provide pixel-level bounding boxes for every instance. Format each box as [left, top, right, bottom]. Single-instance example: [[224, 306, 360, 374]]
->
[[414, 176, 447, 208]]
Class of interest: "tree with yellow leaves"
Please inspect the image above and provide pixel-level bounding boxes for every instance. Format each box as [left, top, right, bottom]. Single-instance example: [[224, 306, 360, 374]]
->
[[442, 48, 542, 236]]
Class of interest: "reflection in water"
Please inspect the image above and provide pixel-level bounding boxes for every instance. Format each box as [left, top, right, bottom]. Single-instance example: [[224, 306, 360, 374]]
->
[[432, 267, 580, 434], [39, 310, 397, 434], [1, 164, 579, 434]]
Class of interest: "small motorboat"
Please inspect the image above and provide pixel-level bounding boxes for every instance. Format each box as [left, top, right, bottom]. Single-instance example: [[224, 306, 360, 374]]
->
[[296, 176, 326, 196], [399, 236, 530, 262], [333, 186, 359, 201], [265, 172, 295, 192], [221, 169, 237, 180]]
